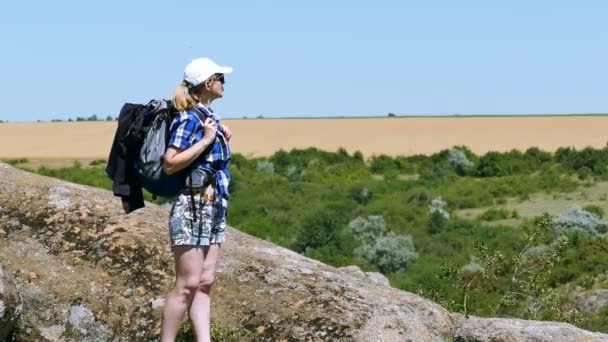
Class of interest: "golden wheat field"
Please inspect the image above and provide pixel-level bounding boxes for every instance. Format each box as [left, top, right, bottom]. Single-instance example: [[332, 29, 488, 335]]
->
[[0, 116, 607, 161]]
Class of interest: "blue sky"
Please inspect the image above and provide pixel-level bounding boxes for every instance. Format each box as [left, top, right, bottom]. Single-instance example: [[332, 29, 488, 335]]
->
[[1, 1, 607, 121]]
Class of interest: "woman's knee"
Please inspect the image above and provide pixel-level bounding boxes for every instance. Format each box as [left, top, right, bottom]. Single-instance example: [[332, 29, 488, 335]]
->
[[175, 276, 202, 298], [199, 272, 216, 290]]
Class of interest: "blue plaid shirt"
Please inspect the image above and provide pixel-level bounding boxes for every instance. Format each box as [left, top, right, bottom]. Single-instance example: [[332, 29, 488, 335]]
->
[[168, 103, 231, 216]]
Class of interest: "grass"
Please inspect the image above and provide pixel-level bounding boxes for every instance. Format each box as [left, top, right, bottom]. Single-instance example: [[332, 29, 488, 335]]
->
[[456, 181, 608, 227], [2, 158, 108, 170]]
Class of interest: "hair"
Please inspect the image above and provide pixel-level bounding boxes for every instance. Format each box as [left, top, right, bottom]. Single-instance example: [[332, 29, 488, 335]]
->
[[172, 81, 198, 112], [172, 75, 221, 112]]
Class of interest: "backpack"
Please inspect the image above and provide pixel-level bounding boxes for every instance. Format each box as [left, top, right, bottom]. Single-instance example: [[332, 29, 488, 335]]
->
[[136, 99, 184, 198], [136, 100, 212, 199]]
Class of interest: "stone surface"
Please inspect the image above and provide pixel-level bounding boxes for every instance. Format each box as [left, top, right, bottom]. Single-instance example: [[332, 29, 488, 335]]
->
[[0, 162, 607, 341], [338, 265, 391, 287], [0, 266, 21, 341], [452, 316, 608, 342]]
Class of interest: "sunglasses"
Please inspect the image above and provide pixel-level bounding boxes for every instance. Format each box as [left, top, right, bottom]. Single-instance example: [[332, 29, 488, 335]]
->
[[211, 73, 225, 85]]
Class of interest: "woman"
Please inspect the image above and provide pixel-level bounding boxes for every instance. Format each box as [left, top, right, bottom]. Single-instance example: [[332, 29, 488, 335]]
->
[[160, 57, 233, 342]]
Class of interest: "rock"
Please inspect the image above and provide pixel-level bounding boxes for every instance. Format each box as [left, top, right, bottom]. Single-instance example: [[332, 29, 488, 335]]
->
[[0, 266, 22, 340], [339, 266, 391, 287], [364, 272, 390, 287], [0, 162, 607, 341], [452, 316, 608, 342]]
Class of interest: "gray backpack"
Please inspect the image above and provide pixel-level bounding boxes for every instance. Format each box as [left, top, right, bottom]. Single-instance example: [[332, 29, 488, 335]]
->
[[137, 99, 185, 197], [137, 100, 211, 198]]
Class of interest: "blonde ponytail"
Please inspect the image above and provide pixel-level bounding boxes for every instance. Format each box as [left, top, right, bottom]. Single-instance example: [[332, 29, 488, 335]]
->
[[172, 81, 197, 112]]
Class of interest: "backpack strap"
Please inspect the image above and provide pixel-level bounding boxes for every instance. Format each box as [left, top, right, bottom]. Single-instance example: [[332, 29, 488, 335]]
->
[[191, 106, 210, 122], [192, 106, 225, 135], [188, 106, 213, 223]]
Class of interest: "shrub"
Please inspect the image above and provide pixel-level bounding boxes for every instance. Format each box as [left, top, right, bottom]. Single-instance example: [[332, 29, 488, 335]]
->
[[347, 215, 385, 241], [353, 150, 364, 161], [270, 149, 290, 170], [286, 165, 301, 181], [405, 188, 430, 206], [448, 148, 474, 175], [555, 146, 608, 176], [349, 185, 373, 205], [256, 160, 275, 174], [293, 209, 350, 251], [577, 166, 592, 180], [89, 159, 107, 166], [370, 154, 396, 173], [478, 208, 511, 221], [4, 158, 29, 165], [429, 197, 450, 219], [583, 205, 605, 218], [550, 206, 608, 235], [525, 147, 553, 165], [476, 152, 504, 177], [428, 197, 449, 234], [355, 233, 417, 273], [348, 215, 418, 272]]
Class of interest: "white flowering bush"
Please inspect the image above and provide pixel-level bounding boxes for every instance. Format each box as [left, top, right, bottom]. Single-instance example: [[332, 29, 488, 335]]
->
[[550, 206, 608, 235], [355, 233, 418, 273], [428, 197, 450, 234], [256, 160, 275, 174], [286, 165, 300, 181], [448, 148, 474, 174], [347, 215, 418, 273], [461, 258, 484, 276], [347, 215, 385, 241], [429, 197, 450, 219]]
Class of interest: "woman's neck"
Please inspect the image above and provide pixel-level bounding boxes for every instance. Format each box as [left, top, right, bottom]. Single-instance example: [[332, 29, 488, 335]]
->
[[197, 96, 212, 108]]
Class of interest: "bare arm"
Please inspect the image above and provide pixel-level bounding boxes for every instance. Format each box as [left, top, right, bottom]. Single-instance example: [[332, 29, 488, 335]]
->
[[164, 117, 217, 175]]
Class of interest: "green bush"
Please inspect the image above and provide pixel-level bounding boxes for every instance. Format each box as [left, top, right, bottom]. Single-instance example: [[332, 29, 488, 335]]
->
[[89, 159, 107, 166], [478, 208, 511, 221], [583, 205, 605, 218], [349, 184, 373, 205], [3, 158, 29, 165]]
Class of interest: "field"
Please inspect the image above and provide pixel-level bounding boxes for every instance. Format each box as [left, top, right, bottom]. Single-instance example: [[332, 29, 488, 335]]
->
[[1, 116, 608, 160]]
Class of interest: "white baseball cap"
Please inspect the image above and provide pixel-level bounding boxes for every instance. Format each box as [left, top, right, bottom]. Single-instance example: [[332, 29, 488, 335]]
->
[[183, 58, 233, 87]]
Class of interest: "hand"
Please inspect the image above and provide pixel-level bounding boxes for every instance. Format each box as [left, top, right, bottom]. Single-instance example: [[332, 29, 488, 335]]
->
[[202, 117, 217, 143], [222, 124, 232, 141]]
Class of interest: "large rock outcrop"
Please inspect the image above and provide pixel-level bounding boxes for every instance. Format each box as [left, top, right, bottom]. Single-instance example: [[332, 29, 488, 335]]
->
[[0, 162, 606, 341]]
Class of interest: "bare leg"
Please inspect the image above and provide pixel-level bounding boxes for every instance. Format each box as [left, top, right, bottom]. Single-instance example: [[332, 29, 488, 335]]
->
[[160, 246, 206, 342], [189, 244, 221, 342]]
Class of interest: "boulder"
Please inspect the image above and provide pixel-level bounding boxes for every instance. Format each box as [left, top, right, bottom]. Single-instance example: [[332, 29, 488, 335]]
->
[[452, 316, 608, 342]]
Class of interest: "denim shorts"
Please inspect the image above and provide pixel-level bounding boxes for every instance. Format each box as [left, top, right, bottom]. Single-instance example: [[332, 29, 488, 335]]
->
[[168, 194, 227, 246]]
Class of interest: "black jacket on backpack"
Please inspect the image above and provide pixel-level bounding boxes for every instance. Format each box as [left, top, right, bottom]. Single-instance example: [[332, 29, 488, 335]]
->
[[106, 103, 146, 213]]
